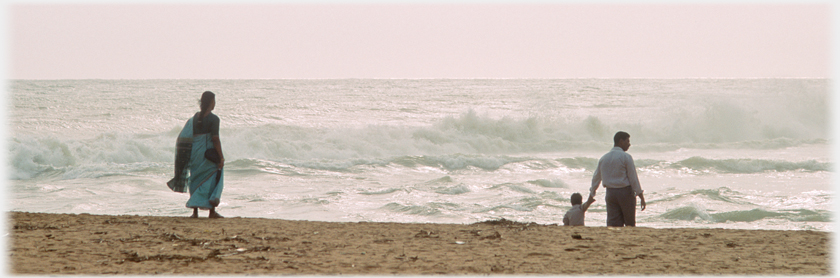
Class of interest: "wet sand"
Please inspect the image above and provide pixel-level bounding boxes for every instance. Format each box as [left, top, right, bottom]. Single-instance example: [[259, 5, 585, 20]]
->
[[8, 212, 830, 275]]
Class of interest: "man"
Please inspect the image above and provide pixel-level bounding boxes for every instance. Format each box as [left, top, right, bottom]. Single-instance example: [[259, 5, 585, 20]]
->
[[588, 131, 646, 227]]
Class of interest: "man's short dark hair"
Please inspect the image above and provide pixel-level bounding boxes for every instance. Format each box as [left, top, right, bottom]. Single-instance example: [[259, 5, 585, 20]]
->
[[614, 131, 630, 145], [570, 193, 582, 205]]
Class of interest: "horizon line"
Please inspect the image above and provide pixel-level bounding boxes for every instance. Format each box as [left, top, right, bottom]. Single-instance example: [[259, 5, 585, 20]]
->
[[9, 77, 831, 81]]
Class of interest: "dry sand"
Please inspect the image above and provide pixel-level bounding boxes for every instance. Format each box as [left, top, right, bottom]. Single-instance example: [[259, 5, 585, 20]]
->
[[8, 212, 830, 275]]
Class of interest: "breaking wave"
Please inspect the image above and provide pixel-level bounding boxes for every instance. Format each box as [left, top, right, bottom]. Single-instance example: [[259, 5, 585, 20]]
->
[[671, 157, 830, 173], [660, 207, 830, 223], [10, 106, 829, 180]]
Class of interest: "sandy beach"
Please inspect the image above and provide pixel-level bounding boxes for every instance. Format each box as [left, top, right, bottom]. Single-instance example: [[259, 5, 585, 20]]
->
[[8, 211, 830, 275]]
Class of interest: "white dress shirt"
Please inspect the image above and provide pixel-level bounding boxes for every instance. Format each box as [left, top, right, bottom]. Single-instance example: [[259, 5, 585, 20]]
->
[[590, 147, 644, 197]]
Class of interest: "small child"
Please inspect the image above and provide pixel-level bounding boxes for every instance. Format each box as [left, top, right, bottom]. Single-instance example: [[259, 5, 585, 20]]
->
[[563, 193, 595, 226]]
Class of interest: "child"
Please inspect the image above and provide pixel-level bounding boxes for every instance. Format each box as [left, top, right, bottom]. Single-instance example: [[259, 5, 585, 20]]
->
[[563, 193, 595, 226]]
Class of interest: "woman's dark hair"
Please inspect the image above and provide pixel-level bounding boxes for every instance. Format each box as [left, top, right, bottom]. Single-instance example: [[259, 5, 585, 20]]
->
[[200, 91, 215, 115], [613, 131, 630, 145]]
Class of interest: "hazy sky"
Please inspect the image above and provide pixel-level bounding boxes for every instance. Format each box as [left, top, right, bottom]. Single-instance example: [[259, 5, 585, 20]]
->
[[10, 3, 831, 79]]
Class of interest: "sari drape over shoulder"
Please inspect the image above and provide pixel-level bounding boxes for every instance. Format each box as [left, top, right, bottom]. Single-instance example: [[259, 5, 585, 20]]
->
[[166, 116, 224, 209]]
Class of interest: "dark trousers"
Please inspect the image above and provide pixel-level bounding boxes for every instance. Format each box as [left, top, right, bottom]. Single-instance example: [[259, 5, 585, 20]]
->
[[605, 186, 636, 227]]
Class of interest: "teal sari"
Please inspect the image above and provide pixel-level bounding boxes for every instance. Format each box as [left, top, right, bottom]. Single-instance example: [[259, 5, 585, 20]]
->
[[167, 116, 224, 209]]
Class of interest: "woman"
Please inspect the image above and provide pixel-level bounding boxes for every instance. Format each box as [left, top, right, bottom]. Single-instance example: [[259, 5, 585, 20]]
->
[[167, 91, 225, 218]]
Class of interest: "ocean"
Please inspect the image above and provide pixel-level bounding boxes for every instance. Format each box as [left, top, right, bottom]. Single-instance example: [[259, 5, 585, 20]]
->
[[9, 79, 832, 231]]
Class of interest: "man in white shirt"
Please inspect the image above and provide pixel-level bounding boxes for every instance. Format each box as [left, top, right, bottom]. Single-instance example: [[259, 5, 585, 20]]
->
[[588, 131, 646, 227]]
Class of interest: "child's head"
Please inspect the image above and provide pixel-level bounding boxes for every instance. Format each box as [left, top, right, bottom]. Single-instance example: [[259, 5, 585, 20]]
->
[[570, 193, 582, 205]]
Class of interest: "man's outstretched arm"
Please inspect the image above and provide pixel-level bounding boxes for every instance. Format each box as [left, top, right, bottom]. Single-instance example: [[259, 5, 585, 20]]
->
[[589, 165, 602, 200]]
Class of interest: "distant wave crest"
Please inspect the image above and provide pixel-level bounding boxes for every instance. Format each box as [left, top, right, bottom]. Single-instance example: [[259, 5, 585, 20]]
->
[[660, 207, 830, 223], [672, 157, 830, 173]]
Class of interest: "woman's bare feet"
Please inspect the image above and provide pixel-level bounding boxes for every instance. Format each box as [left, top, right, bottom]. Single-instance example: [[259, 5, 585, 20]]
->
[[190, 208, 198, 218], [209, 208, 224, 218]]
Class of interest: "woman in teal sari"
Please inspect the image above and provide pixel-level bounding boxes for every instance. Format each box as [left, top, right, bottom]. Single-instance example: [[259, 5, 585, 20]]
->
[[167, 91, 225, 218]]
